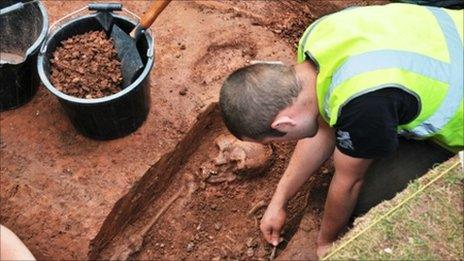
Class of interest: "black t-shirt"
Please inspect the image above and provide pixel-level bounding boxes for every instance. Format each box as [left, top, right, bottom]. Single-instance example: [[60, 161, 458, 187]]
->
[[334, 88, 419, 159]]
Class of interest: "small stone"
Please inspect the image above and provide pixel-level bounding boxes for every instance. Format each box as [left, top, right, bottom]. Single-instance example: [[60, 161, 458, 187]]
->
[[208, 235, 214, 240], [384, 247, 393, 254], [199, 181, 206, 190], [179, 88, 187, 96], [246, 247, 254, 257], [246, 237, 254, 248], [196, 224, 202, 231], [180, 44, 186, 50], [160, 243, 165, 248], [175, 53, 181, 58], [187, 242, 195, 252], [211, 204, 218, 210], [214, 223, 222, 231]]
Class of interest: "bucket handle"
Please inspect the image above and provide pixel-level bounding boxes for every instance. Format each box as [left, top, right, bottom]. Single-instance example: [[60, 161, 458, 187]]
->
[[40, 4, 141, 55], [88, 3, 122, 12]]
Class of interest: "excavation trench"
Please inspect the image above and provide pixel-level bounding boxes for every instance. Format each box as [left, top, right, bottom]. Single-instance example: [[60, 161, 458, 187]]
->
[[90, 103, 332, 260]]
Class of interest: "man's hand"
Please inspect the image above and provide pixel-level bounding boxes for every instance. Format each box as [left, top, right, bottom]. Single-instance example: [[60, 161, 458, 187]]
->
[[260, 203, 287, 246], [316, 242, 331, 259]]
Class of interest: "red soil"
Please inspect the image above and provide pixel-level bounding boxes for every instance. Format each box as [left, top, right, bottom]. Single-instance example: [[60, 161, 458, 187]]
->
[[50, 30, 122, 98]]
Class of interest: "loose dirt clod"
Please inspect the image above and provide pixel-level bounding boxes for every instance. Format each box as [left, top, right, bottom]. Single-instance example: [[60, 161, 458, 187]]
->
[[50, 30, 123, 99], [186, 242, 195, 252], [179, 88, 188, 96], [246, 247, 254, 257], [214, 222, 222, 231]]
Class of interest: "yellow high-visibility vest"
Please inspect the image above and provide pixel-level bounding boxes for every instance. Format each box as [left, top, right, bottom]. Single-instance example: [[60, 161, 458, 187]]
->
[[298, 3, 463, 152]]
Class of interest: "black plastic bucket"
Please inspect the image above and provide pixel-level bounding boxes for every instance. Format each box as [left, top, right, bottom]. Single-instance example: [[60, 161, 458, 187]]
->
[[37, 5, 154, 140], [0, 0, 48, 111]]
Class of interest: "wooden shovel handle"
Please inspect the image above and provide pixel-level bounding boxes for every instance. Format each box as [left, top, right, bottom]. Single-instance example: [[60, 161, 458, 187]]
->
[[139, 0, 171, 29]]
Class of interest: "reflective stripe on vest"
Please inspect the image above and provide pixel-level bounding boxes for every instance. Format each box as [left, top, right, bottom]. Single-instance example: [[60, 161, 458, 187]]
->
[[308, 7, 463, 138], [412, 7, 463, 136]]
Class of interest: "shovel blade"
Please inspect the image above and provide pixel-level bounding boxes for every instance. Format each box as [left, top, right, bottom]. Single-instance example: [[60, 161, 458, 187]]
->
[[111, 25, 144, 88]]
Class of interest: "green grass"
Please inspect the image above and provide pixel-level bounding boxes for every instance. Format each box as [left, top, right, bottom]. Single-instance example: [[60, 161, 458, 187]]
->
[[325, 156, 463, 260]]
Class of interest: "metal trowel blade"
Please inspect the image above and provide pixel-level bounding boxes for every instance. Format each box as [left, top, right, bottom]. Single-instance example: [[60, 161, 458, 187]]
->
[[111, 25, 144, 88], [95, 12, 114, 32]]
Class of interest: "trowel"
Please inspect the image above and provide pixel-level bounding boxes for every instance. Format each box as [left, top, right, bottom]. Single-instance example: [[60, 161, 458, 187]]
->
[[90, 0, 171, 88]]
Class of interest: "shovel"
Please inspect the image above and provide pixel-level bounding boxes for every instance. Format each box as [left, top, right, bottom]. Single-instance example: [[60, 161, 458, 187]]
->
[[90, 1, 171, 88]]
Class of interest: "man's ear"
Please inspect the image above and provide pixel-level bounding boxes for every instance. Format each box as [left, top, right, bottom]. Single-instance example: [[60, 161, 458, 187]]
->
[[271, 116, 296, 132]]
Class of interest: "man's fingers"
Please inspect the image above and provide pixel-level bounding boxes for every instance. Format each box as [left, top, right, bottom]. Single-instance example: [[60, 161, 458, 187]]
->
[[260, 225, 273, 244], [271, 227, 281, 246]]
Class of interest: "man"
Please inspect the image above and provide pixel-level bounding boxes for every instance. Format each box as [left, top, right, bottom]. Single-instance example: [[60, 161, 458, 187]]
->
[[219, 3, 463, 258]]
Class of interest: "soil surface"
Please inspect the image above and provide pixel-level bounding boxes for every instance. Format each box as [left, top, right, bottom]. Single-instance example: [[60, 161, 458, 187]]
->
[[0, 1, 387, 260], [50, 30, 123, 98], [277, 170, 333, 260]]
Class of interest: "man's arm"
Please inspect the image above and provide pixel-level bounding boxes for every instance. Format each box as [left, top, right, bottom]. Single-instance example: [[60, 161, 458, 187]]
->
[[317, 148, 372, 255], [261, 118, 335, 246], [315, 88, 413, 256]]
